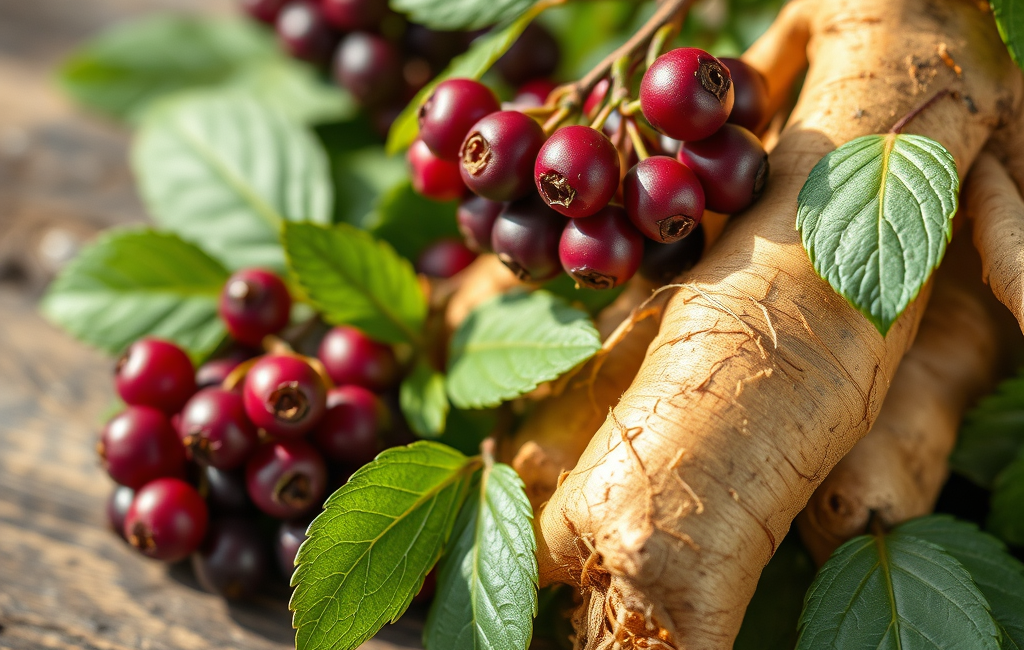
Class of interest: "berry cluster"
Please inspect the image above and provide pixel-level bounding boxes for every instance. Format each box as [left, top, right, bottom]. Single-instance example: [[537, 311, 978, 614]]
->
[[409, 48, 769, 290], [100, 268, 418, 599]]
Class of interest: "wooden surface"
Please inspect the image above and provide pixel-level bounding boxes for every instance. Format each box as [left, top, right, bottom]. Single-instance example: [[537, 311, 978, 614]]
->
[[0, 2, 423, 648]]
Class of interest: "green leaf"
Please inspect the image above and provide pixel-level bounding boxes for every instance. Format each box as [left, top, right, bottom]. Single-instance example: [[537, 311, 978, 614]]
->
[[282, 222, 427, 344], [796, 133, 959, 334], [392, 0, 535, 30], [992, 0, 1024, 71], [989, 452, 1024, 547], [796, 530, 1000, 649], [447, 290, 601, 409], [734, 535, 816, 650], [370, 181, 461, 261], [386, 8, 545, 155], [133, 93, 333, 272], [424, 462, 538, 650], [400, 361, 450, 438], [436, 408, 500, 456], [227, 59, 356, 125], [951, 373, 1024, 488], [41, 229, 228, 356], [59, 16, 277, 121], [291, 441, 478, 650], [898, 515, 1024, 650]]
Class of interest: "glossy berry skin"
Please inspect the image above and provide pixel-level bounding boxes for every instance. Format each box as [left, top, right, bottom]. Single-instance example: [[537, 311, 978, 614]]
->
[[321, 0, 388, 31], [318, 326, 399, 392], [124, 478, 208, 563], [418, 79, 501, 161], [559, 205, 643, 290], [245, 440, 328, 519], [240, 0, 288, 23], [333, 32, 403, 106], [457, 196, 503, 252], [678, 124, 768, 214], [640, 48, 734, 142], [275, 519, 309, 578], [276, 1, 338, 65], [242, 354, 327, 438], [495, 22, 560, 86], [115, 338, 195, 414], [192, 518, 268, 599], [178, 388, 259, 470], [491, 196, 566, 282], [99, 406, 186, 489], [407, 140, 465, 202], [535, 126, 620, 219], [311, 385, 386, 465], [623, 156, 705, 243], [107, 485, 135, 540], [204, 466, 253, 513], [219, 269, 292, 347], [719, 58, 770, 134], [639, 224, 705, 284], [459, 111, 546, 202], [417, 239, 477, 278]]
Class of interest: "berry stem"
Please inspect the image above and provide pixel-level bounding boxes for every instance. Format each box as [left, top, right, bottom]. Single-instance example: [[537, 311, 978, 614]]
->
[[646, 23, 678, 69], [626, 120, 651, 160], [543, 106, 573, 134], [620, 99, 643, 116], [888, 88, 950, 134], [589, 99, 619, 131]]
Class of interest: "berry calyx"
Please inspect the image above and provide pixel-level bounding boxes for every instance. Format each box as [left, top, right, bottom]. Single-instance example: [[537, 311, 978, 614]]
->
[[407, 139, 466, 202], [418, 79, 501, 161], [719, 58, 770, 134], [98, 406, 186, 489], [459, 111, 546, 202], [219, 269, 292, 347], [534, 126, 621, 219], [276, 1, 339, 65], [457, 196, 504, 252], [124, 478, 208, 562], [115, 338, 196, 414], [640, 48, 734, 142], [639, 224, 706, 284], [178, 388, 259, 470], [318, 326, 399, 391], [622, 156, 705, 243], [245, 440, 327, 518], [558, 205, 643, 289], [333, 32, 403, 107], [242, 355, 328, 438], [491, 195, 566, 282], [416, 239, 477, 278], [677, 124, 768, 214], [192, 518, 268, 599], [311, 385, 386, 465]]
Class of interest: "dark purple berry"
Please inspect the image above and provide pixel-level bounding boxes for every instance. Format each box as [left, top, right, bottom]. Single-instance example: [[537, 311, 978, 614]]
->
[[321, 0, 388, 30], [639, 224, 705, 284], [623, 156, 705, 243], [495, 22, 560, 86], [178, 388, 259, 470], [408, 139, 466, 202], [317, 326, 399, 392], [311, 385, 386, 465], [457, 196, 504, 253], [491, 195, 566, 282], [558, 205, 643, 289], [534, 125, 620, 218], [124, 478, 208, 562], [276, 518, 310, 578], [459, 111, 546, 202], [242, 354, 328, 438], [240, 0, 288, 23], [99, 406, 186, 489], [404, 26, 473, 73], [276, 1, 339, 65], [115, 338, 195, 414], [719, 58, 770, 134], [203, 466, 253, 513], [245, 440, 327, 519], [640, 48, 734, 142], [107, 485, 135, 540], [417, 239, 477, 278], [219, 269, 292, 347], [333, 32, 403, 106], [192, 518, 268, 599], [418, 79, 501, 161], [678, 124, 768, 214]]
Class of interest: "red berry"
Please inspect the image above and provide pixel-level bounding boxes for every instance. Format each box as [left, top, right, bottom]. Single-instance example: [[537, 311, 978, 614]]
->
[[195, 349, 255, 390], [276, 1, 339, 64], [219, 269, 292, 347], [535, 125, 620, 218], [514, 79, 559, 108], [115, 338, 196, 414], [457, 196, 504, 252], [640, 48, 734, 141], [491, 195, 566, 282], [459, 111, 546, 202], [623, 156, 705, 243], [318, 326, 399, 391], [124, 478, 208, 562], [719, 58, 770, 134], [418, 79, 501, 161], [178, 388, 259, 470], [321, 0, 388, 30], [242, 355, 328, 438], [240, 0, 288, 24], [99, 406, 187, 489], [311, 385, 386, 465], [677, 124, 768, 214], [639, 224, 705, 284], [583, 78, 610, 118], [417, 239, 477, 278], [107, 485, 135, 540], [192, 517, 268, 599], [559, 205, 643, 289], [495, 22, 560, 86], [407, 139, 465, 202], [246, 440, 327, 518], [413, 569, 437, 604], [333, 32, 403, 106], [275, 518, 309, 578]]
